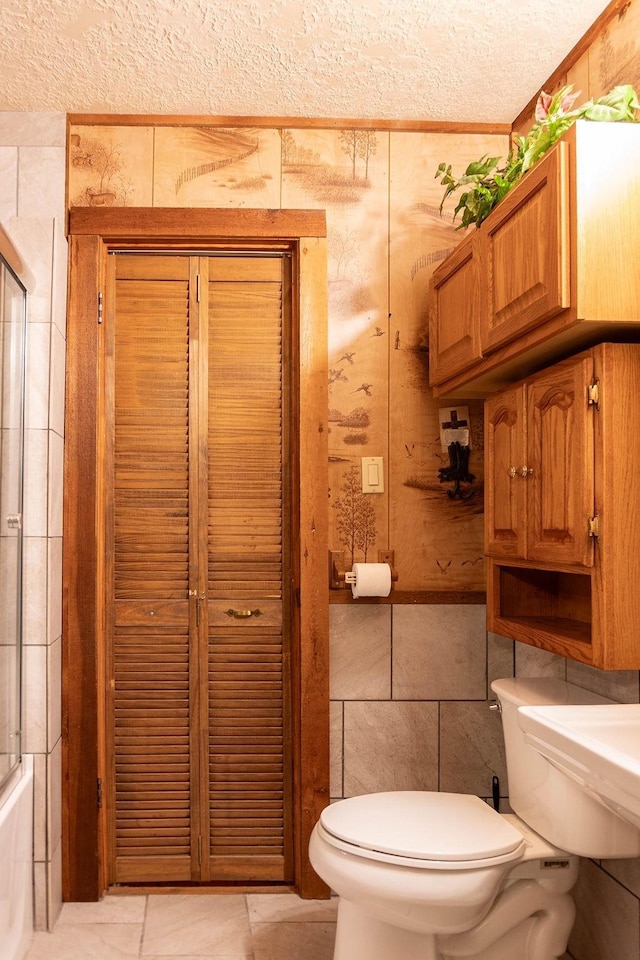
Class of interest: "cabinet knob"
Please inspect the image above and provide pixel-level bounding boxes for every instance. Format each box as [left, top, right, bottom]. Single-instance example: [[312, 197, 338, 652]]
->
[[520, 466, 533, 478], [508, 466, 517, 478]]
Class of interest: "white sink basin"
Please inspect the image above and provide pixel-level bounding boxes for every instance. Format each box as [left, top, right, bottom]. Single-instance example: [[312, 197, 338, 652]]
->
[[517, 703, 640, 831]]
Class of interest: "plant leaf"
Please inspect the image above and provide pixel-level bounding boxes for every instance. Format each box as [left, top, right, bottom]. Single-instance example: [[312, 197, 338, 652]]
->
[[434, 82, 639, 228]]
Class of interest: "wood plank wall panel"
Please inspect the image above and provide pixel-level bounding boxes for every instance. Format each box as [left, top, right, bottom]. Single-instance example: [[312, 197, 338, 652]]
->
[[68, 121, 511, 592], [68, 125, 154, 207], [511, 0, 632, 137], [153, 127, 282, 208], [388, 132, 505, 590], [281, 129, 390, 563]]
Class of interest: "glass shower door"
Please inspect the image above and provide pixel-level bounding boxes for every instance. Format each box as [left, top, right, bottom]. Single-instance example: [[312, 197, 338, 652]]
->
[[0, 254, 26, 789]]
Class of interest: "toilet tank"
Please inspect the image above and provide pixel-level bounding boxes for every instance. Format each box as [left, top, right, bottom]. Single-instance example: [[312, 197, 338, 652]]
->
[[491, 677, 640, 859]]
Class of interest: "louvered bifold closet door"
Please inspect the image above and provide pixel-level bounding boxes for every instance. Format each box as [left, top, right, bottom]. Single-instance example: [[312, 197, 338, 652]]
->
[[206, 256, 293, 881], [107, 255, 201, 882]]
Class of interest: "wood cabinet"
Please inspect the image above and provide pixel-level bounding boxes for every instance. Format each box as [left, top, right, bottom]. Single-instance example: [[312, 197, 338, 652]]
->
[[485, 354, 594, 567], [486, 343, 640, 670], [429, 121, 640, 398], [429, 232, 483, 384], [481, 140, 569, 353]]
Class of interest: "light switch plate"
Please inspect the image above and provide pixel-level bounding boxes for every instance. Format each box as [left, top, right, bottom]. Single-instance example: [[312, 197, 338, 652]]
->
[[361, 456, 384, 493]]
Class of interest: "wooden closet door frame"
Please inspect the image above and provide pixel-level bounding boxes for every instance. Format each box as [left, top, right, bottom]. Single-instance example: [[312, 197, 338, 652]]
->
[[63, 208, 329, 900]]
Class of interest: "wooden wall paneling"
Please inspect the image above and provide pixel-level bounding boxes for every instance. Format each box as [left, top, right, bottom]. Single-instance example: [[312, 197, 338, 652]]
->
[[587, 1, 640, 99], [67, 117, 497, 599], [68, 113, 511, 135], [388, 132, 507, 591], [152, 127, 282, 208], [63, 233, 104, 901], [510, 0, 632, 132], [281, 127, 390, 566], [67, 124, 154, 208]]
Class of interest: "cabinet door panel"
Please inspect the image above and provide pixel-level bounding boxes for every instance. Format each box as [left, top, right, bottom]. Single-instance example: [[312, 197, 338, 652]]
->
[[485, 385, 526, 558], [429, 233, 483, 385], [526, 357, 594, 566], [482, 142, 570, 353]]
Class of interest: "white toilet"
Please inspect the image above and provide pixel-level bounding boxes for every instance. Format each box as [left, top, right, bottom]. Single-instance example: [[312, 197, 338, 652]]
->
[[309, 677, 640, 960]]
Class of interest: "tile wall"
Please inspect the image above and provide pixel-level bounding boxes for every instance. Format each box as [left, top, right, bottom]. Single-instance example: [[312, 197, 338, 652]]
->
[[330, 604, 508, 802], [0, 111, 67, 929], [329, 605, 640, 959]]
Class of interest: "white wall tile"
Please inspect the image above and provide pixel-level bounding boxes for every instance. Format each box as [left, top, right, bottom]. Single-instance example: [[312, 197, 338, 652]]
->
[[47, 537, 62, 644], [49, 325, 65, 437], [32, 860, 47, 931], [23, 428, 48, 537], [6, 217, 54, 322], [32, 751, 47, 862], [23, 643, 47, 752], [47, 635, 61, 749], [0, 113, 65, 147], [0, 146, 18, 219], [22, 536, 47, 645], [25, 322, 51, 430], [47, 430, 63, 537], [18, 147, 66, 219], [47, 835, 63, 932], [51, 219, 68, 339], [48, 737, 62, 863]]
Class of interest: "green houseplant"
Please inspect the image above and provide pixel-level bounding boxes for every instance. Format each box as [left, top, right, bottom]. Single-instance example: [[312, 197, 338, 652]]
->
[[435, 83, 640, 229]]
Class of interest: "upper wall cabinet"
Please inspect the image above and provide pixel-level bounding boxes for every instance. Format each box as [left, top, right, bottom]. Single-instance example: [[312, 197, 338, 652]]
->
[[429, 120, 640, 398], [429, 231, 482, 385]]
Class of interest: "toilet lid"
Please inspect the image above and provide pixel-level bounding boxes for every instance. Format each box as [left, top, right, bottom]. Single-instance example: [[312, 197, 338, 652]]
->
[[319, 792, 524, 862]]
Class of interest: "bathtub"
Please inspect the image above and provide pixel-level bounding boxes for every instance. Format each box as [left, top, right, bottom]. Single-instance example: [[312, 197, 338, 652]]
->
[[0, 755, 33, 960]]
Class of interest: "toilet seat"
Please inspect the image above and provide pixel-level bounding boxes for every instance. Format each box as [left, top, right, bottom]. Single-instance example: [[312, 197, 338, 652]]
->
[[319, 792, 526, 870]]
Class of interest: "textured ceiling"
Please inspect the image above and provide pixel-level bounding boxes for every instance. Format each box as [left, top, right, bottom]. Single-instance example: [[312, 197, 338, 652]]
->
[[1, 0, 613, 122]]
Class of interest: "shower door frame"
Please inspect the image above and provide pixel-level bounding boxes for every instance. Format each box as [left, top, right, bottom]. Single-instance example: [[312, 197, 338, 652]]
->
[[63, 207, 329, 901]]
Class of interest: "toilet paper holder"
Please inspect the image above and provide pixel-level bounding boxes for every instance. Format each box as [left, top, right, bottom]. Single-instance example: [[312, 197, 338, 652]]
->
[[329, 549, 398, 590]]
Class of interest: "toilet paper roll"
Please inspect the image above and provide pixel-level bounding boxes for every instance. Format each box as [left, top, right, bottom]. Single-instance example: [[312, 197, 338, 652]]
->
[[351, 562, 392, 599]]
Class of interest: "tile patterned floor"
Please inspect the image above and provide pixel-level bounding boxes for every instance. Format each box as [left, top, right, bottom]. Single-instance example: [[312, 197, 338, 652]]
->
[[25, 893, 574, 959], [26, 893, 338, 960]]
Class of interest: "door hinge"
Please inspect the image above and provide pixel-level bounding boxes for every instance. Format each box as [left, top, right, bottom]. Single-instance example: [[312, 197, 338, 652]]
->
[[198, 836, 202, 865], [196, 274, 201, 303], [97, 777, 103, 808], [98, 291, 104, 324], [588, 514, 600, 539], [587, 380, 599, 409]]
